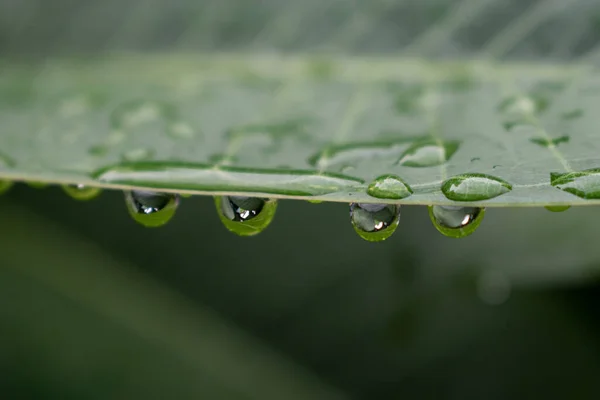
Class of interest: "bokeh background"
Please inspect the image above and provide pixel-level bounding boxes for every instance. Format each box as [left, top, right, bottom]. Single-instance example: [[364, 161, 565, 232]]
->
[[2, 0, 600, 398]]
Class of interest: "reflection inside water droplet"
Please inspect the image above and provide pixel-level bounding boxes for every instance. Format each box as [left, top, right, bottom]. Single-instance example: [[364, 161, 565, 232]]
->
[[125, 190, 179, 227], [62, 184, 102, 201], [350, 203, 400, 242], [0, 180, 13, 195], [216, 196, 277, 236], [428, 205, 485, 238]]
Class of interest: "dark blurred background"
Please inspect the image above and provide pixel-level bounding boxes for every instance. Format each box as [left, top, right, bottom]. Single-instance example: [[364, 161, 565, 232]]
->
[[3, 0, 600, 399]]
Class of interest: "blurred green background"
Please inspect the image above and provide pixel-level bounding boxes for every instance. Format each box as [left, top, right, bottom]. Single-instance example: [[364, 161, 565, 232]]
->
[[3, 0, 600, 398]]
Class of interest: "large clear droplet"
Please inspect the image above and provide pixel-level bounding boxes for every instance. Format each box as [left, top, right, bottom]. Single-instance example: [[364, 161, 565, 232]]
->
[[216, 196, 277, 236], [349, 203, 400, 242], [441, 173, 512, 201], [428, 205, 485, 238], [62, 184, 102, 201], [125, 190, 179, 227]]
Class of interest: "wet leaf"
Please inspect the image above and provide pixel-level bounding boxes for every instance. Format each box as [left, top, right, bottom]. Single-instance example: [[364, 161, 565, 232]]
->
[[1, 0, 600, 208]]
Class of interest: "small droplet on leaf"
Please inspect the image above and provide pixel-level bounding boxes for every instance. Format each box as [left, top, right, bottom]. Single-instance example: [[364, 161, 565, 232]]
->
[[397, 140, 459, 168], [62, 184, 102, 201], [367, 174, 412, 200], [441, 173, 512, 201], [428, 205, 485, 238], [350, 203, 400, 242], [216, 196, 277, 236], [125, 190, 179, 228]]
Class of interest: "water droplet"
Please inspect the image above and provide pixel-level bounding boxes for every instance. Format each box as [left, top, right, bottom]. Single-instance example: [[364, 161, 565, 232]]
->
[[62, 184, 102, 201], [125, 190, 179, 228], [0, 180, 13, 195], [215, 196, 277, 236], [397, 140, 459, 167], [498, 96, 537, 130], [428, 205, 485, 238], [367, 174, 412, 200], [441, 174, 512, 201], [94, 162, 364, 197], [530, 135, 569, 147], [498, 96, 536, 115], [545, 205, 570, 212], [308, 138, 416, 171], [349, 203, 400, 242], [112, 101, 165, 128], [550, 169, 600, 199]]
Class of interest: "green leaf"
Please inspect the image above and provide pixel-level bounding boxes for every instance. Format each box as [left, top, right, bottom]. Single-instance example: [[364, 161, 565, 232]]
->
[[2, 0, 600, 208]]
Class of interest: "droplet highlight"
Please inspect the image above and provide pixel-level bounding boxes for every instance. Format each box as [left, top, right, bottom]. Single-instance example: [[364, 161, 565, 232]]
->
[[367, 174, 412, 200], [428, 205, 485, 238], [216, 196, 277, 237], [62, 184, 102, 201], [125, 190, 180, 227], [441, 173, 512, 201], [550, 169, 600, 199], [350, 203, 400, 242]]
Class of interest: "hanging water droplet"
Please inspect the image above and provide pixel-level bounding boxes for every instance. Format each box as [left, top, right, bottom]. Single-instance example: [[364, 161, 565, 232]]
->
[[0, 180, 13, 195], [441, 173, 512, 201], [544, 205, 571, 212], [349, 203, 400, 242], [62, 184, 102, 201], [397, 140, 459, 168], [428, 205, 485, 238], [550, 169, 600, 199], [216, 196, 277, 236], [125, 190, 180, 227], [367, 174, 412, 200]]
